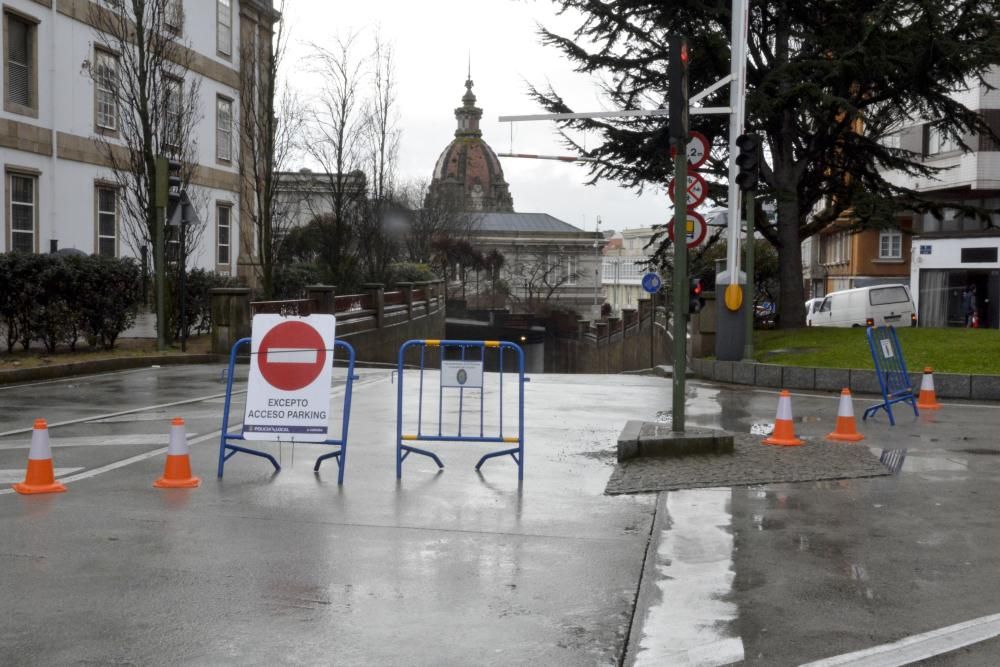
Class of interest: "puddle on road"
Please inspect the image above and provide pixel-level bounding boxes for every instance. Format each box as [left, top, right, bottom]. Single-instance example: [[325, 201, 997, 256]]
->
[[750, 423, 774, 436], [656, 410, 672, 425]]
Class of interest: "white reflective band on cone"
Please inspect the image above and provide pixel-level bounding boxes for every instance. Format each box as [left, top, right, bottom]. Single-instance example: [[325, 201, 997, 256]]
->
[[28, 427, 52, 460], [838, 393, 855, 418], [921, 373, 934, 391], [776, 396, 793, 421], [167, 424, 189, 456]]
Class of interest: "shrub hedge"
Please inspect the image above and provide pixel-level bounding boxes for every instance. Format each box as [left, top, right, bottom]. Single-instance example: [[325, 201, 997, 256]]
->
[[0, 253, 144, 353]]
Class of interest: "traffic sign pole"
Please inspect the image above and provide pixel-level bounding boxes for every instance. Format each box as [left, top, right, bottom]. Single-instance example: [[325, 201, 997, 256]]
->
[[672, 137, 687, 434]]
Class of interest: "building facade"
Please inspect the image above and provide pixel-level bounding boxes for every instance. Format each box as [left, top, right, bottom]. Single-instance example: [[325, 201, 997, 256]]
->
[[886, 68, 1000, 327], [426, 76, 601, 315], [602, 227, 657, 314], [1, 0, 276, 278], [811, 215, 913, 295]]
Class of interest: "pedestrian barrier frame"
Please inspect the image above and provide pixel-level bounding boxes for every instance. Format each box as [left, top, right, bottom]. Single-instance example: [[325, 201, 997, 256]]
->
[[217, 337, 357, 484], [863, 325, 919, 426], [395, 339, 526, 481]]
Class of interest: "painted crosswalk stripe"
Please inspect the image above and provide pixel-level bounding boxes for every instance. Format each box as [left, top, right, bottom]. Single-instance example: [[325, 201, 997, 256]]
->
[[800, 612, 1000, 666]]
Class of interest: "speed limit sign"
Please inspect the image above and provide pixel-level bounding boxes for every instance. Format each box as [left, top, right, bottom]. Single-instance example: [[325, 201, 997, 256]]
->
[[686, 131, 710, 169]]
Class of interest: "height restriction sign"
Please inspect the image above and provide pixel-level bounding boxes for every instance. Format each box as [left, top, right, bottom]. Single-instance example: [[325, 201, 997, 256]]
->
[[243, 314, 335, 441]]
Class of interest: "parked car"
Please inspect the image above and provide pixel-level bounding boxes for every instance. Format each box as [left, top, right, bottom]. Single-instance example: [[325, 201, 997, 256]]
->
[[804, 298, 823, 326], [810, 285, 917, 328]]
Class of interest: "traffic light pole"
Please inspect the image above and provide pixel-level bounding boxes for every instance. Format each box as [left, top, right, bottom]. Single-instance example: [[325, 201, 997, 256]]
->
[[742, 191, 756, 361], [671, 138, 688, 433], [155, 206, 166, 352]]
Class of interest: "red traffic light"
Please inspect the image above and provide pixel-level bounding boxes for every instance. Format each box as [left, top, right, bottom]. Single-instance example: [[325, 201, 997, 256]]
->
[[692, 278, 703, 295]]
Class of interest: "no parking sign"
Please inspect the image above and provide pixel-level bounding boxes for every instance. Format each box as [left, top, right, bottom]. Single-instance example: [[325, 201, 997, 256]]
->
[[243, 314, 335, 441]]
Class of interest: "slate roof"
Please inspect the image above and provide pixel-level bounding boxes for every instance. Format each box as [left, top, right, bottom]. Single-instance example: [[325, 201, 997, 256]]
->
[[474, 212, 586, 234]]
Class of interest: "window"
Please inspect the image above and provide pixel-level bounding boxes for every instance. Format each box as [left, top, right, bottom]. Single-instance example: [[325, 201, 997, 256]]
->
[[96, 187, 117, 257], [869, 286, 910, 306], [216, 96, 233, 161], [163, 78, 182, 147], [216, 0, 232, 56], [94, 50, 118, 131], [564, 255, 577, 285], [879, 132, 901, 150], [9, 173, 37, 253], [5, 11, 35, 113], [878, 230, 902, 260], [217, 205, 231, 265], [165, 0, 183, 32], [928, 125, 959, 155]]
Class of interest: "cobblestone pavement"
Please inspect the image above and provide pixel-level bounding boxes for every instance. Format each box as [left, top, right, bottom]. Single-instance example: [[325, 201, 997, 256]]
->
[[606, 433, 890, 494]]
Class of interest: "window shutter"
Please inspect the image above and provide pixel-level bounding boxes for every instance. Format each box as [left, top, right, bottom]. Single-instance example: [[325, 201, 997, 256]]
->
[[7, 16, 31, 107]]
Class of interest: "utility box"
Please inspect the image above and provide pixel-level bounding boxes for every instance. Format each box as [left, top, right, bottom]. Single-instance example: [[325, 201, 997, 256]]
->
[[715, 270, 747, 361]]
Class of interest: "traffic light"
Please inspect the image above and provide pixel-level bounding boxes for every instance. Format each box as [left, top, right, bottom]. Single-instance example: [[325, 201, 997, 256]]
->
[[689, 278, 706, 314], [735, 134, 761, 191], [154, 157, 183, 208], [669, 36, 689, 141]]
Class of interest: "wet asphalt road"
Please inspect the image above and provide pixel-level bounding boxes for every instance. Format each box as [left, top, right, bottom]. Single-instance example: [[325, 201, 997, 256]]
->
[[1, 365, 999, 666]]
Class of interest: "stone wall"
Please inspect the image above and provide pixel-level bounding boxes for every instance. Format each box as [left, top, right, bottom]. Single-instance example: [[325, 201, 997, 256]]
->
[[210, 281, 447, 365], [544, 300, 670, 373]]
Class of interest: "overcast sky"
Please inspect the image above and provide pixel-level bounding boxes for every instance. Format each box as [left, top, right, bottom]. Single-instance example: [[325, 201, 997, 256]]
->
[[281, 0, 668, 235]]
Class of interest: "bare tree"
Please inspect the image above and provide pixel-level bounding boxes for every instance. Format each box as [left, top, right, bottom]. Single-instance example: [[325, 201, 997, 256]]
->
[[86, 0, 203, 306], [354, 31, 402, 283], [238, 0, 300, 298], [305, 33, 370, 287], [399, 181, 479, 264], [502, 246, 580, 313]]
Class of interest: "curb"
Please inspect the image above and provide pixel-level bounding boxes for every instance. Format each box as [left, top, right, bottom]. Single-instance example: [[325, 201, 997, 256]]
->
[[617, 419, 735, 461], [0, 354, 225, 386], [690, 358, 1000, 401]]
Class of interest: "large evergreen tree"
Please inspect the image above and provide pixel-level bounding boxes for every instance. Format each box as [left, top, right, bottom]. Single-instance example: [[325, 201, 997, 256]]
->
[[534, 0, 1000, 326]]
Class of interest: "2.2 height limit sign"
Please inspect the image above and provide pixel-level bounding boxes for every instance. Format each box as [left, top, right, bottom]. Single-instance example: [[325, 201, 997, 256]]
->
[[243, 314, 335, 441]]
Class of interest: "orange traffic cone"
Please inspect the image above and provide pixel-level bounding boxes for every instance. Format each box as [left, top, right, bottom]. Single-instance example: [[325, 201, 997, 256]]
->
[[763, 390, 804, 446], [917, 368, 941, 410], [154, 418, 200, 488], [826, 388, 865, 442], [13, 419, 67, 495]]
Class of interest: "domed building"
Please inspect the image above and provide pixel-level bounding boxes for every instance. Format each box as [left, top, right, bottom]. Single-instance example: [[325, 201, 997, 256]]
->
[[426, 77, 514, 212]]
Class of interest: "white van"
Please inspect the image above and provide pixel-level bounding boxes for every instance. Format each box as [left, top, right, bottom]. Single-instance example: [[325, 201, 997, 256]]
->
[[812, 285, 916, 328], [805, 298, 823, 326]]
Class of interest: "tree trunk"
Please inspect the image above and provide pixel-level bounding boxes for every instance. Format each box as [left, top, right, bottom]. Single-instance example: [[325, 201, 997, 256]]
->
[[775, 196, 807, 328]]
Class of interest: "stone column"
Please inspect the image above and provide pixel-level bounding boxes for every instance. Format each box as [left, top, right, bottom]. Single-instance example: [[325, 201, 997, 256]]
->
[[595, 321, 609, 342], [209, 287, 251, 355], [577, 319, 590, 340], [397, 282, 414, 320], [306, 284, 336, 315], [363, 283, 385, 329], [622, 308, 638, 333], [608, 316, 622, 337]]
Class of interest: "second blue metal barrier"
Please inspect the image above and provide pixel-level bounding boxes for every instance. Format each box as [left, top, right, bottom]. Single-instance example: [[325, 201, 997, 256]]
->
[[395, 339, 526, 482]]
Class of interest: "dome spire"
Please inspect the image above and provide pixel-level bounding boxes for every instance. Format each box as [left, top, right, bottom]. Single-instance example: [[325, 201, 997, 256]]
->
[[455, 66, 482, 137]]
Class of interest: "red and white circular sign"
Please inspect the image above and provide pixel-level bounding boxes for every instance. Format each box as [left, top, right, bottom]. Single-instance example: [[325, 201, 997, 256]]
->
[[257, 321, 327, 392], [667, 211, 708, 249], [668, 172, 709, 208], [686, 131, 710, 169]]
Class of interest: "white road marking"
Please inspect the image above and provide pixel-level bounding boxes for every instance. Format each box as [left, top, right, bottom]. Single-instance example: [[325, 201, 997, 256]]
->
[[0, 376, 378, 495], [632, 488, 745, 666], [800, 612, 1000, 667], [0, 429, 226, 495], [0, 391, 245, 438], [0, 366, 155, 392], [0, 467, 83, 483], [0, 434, 199, 451]]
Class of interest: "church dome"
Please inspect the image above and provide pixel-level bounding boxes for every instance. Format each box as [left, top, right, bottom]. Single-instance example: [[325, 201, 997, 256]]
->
[[426, 77, 514, 213]]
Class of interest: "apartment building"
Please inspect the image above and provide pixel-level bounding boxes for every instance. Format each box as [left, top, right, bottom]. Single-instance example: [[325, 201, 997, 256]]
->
[[886, 68, 1000, 328], [602, 227, 657, 315], [1, 0, 277, 278]]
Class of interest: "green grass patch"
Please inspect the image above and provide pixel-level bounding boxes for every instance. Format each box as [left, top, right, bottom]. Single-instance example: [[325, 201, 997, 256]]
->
[[753, 327, 1000, 375]]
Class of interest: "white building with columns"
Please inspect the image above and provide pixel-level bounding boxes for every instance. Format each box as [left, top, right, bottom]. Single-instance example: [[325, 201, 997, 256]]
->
[[1, 0, 277, 277]]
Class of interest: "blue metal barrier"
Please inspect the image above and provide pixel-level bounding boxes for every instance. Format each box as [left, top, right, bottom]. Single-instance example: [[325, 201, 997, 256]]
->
[[395, 339, 526, 481], [862, 325, 918, 426], [217, 337, 357, 483]]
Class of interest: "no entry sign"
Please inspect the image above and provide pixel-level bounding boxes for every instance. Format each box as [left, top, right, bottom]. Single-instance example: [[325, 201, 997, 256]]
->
[[243, 314, 335, 441]]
